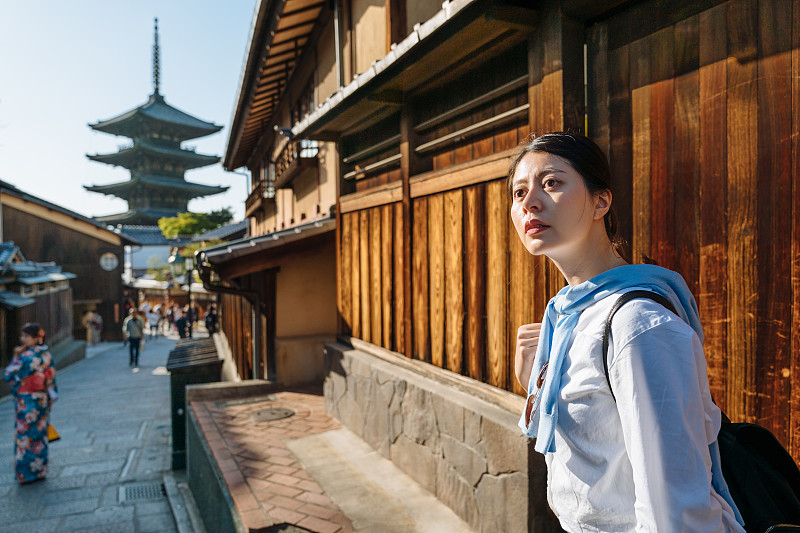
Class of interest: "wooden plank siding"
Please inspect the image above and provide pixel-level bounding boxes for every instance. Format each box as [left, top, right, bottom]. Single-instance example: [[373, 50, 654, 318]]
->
[[585, 0, 800, 458], [330, 0, 800, 461], [791, 0, 800, 460]]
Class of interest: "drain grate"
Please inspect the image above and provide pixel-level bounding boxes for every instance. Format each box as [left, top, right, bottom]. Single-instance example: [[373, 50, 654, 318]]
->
[[119, 482, 165, 503], [251, 407, 295, 422]]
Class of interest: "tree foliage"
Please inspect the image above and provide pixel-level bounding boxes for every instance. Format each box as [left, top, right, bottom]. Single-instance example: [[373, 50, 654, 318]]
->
[[157, 208, 234, 238]]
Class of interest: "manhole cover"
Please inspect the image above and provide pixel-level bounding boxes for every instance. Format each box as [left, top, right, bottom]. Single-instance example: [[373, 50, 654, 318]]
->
[[251, 407, 295, 422], [119, 483, 165, 502]]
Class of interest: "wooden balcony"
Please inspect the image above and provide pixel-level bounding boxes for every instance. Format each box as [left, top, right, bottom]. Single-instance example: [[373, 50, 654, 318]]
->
[[245, 179, 270, 217], [274, 139, 319, 189]]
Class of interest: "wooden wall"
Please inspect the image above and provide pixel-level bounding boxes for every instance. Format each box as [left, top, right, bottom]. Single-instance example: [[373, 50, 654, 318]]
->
[[587, 0, 800, 458], [2, 205, 125, 341], [219, 291, 254, 380], [334, 0, 800, 461]]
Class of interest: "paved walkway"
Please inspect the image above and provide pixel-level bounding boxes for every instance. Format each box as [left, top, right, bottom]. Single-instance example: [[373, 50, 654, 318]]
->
[[192, 389, 472, 533], [0, 332, 182, 533]]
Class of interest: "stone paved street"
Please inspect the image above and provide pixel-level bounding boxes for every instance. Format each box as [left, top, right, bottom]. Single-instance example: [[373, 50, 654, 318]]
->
[[0, 333, 183, 533]]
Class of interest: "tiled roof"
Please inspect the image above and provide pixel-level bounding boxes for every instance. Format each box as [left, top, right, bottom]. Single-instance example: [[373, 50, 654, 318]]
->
[[115, 225, 193, 246], [192, 220, 249, 242]]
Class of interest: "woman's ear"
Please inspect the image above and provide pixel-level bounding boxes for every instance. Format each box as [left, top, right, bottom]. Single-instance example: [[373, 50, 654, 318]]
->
[[593, 190, 612, 220]]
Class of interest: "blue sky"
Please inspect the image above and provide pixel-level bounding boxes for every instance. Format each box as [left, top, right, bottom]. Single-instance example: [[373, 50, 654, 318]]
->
[[0, 1, 257, 222]]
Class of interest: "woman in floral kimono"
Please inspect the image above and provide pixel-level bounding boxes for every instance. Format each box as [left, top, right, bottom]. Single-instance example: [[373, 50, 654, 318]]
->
[[4, 323, 57, 484]]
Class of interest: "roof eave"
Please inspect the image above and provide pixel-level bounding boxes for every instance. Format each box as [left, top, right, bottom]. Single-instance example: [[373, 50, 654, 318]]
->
[[224, 0, 287, 171]]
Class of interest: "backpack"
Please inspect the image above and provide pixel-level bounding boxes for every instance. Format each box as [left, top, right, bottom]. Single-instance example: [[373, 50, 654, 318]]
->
[[602, 290, 800, 533]]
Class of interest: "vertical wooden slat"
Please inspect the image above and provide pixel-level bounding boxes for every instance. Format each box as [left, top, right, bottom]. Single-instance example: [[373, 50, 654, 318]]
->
[[649, 26, 675, 270], [413, 198, 429, 361], [340, 212, 353, 335], [350, 212, 361, 339], [790, 0, 800, 461], [698, 4, 729, 407], [485, 180, 508, 389], [464, 185, 485, 381], [587, 24, 610, 155], [756, 0, 792, 440], [393, 202, 406, 354], [630, 36, 652, 264], [381, 204, 393, 350], [674, 16, 700, 296], [370, 207, 382, 346], [428, 193, 445, 368], [444, 189, 464, 374], [608, 44, 634, 258], [726, 0, 758, 423], [359, 210, 371, 342]]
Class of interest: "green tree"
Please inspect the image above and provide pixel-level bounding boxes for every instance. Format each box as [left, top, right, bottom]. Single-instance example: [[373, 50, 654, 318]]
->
[[157, 208, 234, 238]]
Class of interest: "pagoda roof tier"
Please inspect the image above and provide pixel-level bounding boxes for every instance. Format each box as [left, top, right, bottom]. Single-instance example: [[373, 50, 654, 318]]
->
[[90, 93, 223, 141], [84, 175, 228, 200], [86, 141, 220, 171], [93, 208, 188, 226]]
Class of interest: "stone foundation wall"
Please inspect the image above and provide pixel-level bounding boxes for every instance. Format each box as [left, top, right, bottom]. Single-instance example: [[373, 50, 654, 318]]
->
[[324, 339, 562, 533]]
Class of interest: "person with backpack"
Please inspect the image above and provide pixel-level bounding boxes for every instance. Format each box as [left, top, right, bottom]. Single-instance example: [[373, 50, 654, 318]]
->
[[510, 132, 745, 532], [122, 309, 145, 367]]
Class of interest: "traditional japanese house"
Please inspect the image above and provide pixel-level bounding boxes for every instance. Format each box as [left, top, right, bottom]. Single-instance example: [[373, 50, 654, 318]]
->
[[0, 180, 131, 342], [84, 19, 227, 226], [197, 0, 339, 386], [200, 0, 800, 531], [0, 242, 77, 397]]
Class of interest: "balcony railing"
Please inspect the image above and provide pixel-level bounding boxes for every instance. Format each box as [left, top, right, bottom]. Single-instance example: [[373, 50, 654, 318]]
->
[[245, 178, 275, 217], [275, 139, 319, 187]]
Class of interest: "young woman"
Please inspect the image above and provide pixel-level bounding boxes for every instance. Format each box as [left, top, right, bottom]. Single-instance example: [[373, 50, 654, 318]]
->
[[4, 323, 57, 484], [511, 132, 745, 532]]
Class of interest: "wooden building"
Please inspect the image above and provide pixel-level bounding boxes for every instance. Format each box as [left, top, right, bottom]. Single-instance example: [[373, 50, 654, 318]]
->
[[0, 180, 132, 342], [0, 242, 77, 397], [205, 0, 800, 531]]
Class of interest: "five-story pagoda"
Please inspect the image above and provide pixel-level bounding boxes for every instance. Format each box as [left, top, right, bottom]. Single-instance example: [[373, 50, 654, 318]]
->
[[85, 19, 227, 225]]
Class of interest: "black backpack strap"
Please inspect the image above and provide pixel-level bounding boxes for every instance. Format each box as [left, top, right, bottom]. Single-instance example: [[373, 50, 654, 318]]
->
[[602, 290, 677, 401]]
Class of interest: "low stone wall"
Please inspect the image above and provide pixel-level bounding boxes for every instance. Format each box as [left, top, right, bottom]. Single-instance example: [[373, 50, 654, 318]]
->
[[324, 338, 562, 533]]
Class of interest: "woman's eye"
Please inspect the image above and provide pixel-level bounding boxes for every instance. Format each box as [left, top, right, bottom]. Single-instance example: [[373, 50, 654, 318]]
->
[[543, 178, 558, 188], [513, 188, 526, 199]]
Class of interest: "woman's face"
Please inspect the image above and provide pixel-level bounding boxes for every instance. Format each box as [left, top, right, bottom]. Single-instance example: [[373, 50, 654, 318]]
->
[[19, 332, 36, 348], [510, 151, 608, 261]]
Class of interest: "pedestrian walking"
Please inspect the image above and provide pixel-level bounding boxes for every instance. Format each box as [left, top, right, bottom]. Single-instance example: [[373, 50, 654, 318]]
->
[[122, 309, 145, 367], [3, 323, 57, 484], [146, 308, 160, 338], [89, 309, 103, 345], [204, 304, 218, 334], [511, 132, 744, 532]]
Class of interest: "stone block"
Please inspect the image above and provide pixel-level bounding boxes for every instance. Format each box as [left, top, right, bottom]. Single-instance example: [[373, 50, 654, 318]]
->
[[475, 472, 529, 533], [435, 459, 480, 530], [480, 416, 528, 475], [388, 380, 406, 444], [401, 385, 439, 451], [433, 394, 464, 441], [362, 377, 392, 456], [337, 394, 364, 439], [390, 435, 436, 494], [440, 434, 487, 487], [349, 354, 372, 378], [465, 410, 482, 446]]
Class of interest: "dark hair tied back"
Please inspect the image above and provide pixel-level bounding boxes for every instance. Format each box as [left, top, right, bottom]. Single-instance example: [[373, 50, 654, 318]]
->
[[22, 323, 46, 345], [507, 131, 629, 262]]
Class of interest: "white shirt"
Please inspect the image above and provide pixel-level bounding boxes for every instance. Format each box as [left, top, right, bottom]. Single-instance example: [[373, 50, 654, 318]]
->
[[544, 292, 745, 533]]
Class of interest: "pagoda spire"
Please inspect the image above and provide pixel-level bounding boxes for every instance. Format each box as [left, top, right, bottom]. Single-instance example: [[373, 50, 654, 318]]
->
[[152, 17, 161, 95]]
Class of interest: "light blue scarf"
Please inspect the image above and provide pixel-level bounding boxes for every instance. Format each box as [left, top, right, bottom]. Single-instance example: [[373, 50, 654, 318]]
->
[[518, 263, 743, 526]]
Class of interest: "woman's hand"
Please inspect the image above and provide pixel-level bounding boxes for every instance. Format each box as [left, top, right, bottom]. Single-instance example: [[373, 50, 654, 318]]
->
[[515, 323, 541, 389], [12, 345, 24, 356]]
